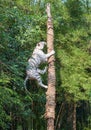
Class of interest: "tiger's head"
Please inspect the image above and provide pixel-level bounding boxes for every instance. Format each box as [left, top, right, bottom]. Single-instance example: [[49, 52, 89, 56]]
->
[[36, 41, 46, 50]]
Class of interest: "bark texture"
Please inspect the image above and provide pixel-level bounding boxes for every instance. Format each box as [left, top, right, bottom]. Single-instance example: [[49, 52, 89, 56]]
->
[[45, 3, 56, 130], [73, 103, 76, 130]]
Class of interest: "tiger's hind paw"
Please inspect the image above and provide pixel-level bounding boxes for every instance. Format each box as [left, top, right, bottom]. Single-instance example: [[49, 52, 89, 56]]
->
[[44, 85, 48, 89]]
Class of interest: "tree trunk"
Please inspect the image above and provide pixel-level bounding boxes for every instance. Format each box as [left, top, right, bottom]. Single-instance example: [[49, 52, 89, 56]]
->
[[55, 102, 65, 130], [73, 103, 76, 130], [45, 3, 56, 130]]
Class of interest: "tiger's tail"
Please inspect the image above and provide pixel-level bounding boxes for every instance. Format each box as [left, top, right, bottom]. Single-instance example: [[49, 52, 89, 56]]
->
[[24, 76, 28, 91]]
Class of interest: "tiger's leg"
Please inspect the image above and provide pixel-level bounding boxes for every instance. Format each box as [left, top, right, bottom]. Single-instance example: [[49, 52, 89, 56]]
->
[[46, 50, 55, 58], [37, 67, 47, 74], [38, 81, 48, 89], [35, 72, 48, 89]]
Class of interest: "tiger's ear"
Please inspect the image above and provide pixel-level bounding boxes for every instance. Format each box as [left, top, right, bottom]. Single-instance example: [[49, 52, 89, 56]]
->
[[38, 43, 40, 46]]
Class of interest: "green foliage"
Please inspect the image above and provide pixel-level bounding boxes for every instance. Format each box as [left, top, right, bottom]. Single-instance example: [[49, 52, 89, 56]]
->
[[0, 87, 22, 130]]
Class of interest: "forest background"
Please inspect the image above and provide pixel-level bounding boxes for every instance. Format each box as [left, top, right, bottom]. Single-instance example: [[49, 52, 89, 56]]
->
[[0, 0, 91, 130]]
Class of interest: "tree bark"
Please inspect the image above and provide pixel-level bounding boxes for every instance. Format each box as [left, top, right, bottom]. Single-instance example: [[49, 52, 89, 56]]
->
[[73, 103, 76, 130], [45, 3, 56, 130]]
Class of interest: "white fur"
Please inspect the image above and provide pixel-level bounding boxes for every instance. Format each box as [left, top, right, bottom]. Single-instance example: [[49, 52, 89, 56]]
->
[[24, 41, 55, 89]]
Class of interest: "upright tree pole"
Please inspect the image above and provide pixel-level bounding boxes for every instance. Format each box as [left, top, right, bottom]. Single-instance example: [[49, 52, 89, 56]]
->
[[45, 3, 56, 130]]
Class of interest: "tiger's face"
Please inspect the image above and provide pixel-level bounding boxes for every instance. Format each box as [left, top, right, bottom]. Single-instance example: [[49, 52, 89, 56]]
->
[[36, 41, 46, 50]]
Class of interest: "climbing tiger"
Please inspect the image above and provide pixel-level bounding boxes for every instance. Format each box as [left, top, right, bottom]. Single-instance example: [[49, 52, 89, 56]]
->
[[24, 41, 55, 89]]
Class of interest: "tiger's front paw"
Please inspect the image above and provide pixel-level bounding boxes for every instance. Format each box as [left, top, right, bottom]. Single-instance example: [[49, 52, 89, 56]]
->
[[51, 50, 55, 55]]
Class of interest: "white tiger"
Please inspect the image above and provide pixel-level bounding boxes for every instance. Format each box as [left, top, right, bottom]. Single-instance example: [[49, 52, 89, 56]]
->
[[24, 41, 55, 89]]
